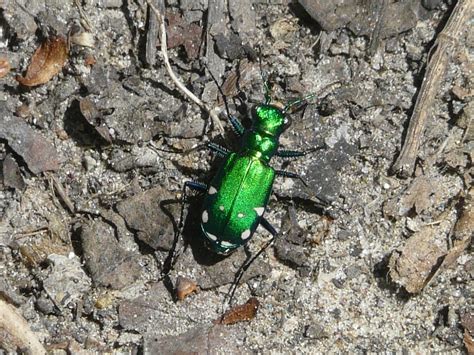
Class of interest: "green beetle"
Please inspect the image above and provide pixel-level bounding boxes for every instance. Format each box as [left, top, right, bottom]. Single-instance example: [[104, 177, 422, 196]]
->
[[186, 98, 313, 255]]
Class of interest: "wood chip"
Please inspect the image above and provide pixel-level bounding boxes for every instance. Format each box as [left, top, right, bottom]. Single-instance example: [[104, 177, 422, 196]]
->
[[391, 0, 473, 177], [0, 115, 61, 174], [79, 98, 112, 143]]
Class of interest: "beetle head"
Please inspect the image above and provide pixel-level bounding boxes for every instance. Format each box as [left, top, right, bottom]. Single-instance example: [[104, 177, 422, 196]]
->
[[252, 104, 290, 136]]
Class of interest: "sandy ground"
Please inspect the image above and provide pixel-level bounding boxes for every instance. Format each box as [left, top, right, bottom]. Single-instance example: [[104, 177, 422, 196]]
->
[[0, 0, 472, 353]]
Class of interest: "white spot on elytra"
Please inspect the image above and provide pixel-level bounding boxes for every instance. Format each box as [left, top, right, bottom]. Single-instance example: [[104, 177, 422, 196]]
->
[[208, 186, 217, 195], [237, 213, 244, 218], [206, 232, 217, 241], [221, 241, 233, 247], [202, 210, 208, 223], [254, 207, 264, 216], [219, 205, 225, 211], [241, 229, 251, 240]]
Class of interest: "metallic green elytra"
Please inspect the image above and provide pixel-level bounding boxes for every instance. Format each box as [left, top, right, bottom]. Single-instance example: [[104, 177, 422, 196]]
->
[[200, 104, 290, 254]]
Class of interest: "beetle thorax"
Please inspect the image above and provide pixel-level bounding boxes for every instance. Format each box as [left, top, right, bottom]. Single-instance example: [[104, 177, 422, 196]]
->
[[241, 131, 278, 161]]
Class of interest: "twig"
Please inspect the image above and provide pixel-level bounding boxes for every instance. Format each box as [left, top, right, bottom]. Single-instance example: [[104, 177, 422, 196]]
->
[[145, 0, 225, 136], [0, 299, 46, 354], [390, 0, 473, 178], [74, 0, 93, 32], [47, 173, 75, 214]]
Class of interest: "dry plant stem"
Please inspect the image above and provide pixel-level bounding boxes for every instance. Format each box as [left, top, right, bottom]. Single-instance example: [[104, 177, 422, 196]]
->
[[145, 0, 225, 136], [74, 0, 92, 31], [391, 0, 473, 178], [0, 299, 46, 354], [47, 173, 75, 214]]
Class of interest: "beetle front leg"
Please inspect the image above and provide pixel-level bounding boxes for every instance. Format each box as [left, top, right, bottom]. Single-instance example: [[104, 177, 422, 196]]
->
[[229, 115, 245, 137]]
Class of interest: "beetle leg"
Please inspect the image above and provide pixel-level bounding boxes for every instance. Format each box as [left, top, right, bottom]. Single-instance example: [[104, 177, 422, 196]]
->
[[184, 180, 207, 192], [277, 146, 325, 159], [275, 169, 307, 186], [275, 170, 332, 206], [180, 181, 208, 239], [207, 142, 231, 158], [260, 217, 278, 236], [229, 115, 245, 136], [276, 149, 306, 158], [161, 181, 208, 278], [225, 217, 278, 306]]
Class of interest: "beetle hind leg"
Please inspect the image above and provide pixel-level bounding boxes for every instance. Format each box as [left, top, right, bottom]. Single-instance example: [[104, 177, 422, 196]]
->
[[224, 217, 278, 306], [275, 170, 331, 207], [161, 181, 208, 278]]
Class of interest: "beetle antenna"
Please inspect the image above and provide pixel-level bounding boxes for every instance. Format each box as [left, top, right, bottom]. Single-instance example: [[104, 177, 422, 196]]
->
[[282, 93, 316, 114], [257, 47, 272, 105], [204, 63, 233, 123], [282, 81, 342, 113]]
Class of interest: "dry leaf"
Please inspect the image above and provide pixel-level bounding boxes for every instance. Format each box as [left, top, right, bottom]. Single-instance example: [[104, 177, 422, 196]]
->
[[16, 36, 68, 87], [214, 297, 260, 325], [175, 276, 198, 301], [219, 60, 259, 104], [0, 57, 10, 78], [462, 312, 474, 355], [166, 10, 202, 60], [79, 98, 112, 143], [465, 330, 474, 355], [388, 210, 455, 294]]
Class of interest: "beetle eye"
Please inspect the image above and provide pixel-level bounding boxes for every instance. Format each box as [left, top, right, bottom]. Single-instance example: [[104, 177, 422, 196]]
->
[[283, 116, 291, 129]]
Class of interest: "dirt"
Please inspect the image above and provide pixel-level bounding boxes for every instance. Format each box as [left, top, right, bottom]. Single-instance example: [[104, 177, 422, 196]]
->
[[0, 0, 472, 353]]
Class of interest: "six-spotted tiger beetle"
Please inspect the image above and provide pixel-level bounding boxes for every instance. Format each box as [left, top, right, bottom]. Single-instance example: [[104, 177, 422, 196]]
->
[[180, 76, 334, 260], [166, 70, 339, 303]]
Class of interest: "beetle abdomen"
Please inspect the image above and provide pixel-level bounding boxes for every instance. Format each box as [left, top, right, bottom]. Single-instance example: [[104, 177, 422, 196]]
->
[[200, 153, 275, 254]]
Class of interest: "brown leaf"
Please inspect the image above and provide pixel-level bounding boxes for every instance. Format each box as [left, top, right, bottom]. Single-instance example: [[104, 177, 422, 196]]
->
[[16, 36, 68, 87], [0, 57, 10, 78], [465, 330, 474, 355], [219, 60, 259, 104], [214, 297, 260, 325], [175, 276, 198, 301], [166, 10, 202, 60], [388, 210, 454, 294]]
